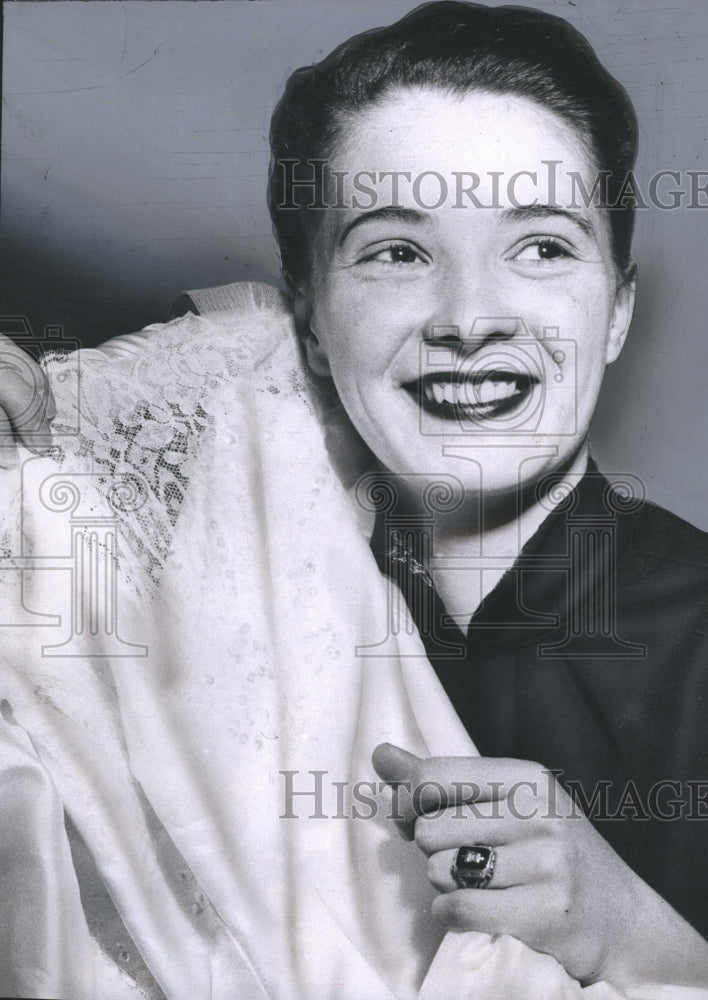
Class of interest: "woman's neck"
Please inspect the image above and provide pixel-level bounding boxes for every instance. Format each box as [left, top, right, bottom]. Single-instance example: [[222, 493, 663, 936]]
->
[[418, 446, 590, 629]]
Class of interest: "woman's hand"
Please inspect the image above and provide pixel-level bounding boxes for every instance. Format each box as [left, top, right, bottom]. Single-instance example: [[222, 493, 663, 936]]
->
[[0, 335, 56, 467], [373, 743, 708, 989]]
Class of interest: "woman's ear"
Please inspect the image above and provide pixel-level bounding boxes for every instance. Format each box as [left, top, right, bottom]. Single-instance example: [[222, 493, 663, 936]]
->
[[605, 263, 637, 364], [294, 293, 332, 377]]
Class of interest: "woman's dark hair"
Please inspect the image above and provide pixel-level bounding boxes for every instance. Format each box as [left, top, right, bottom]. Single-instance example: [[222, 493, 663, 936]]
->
[[268, 1, 638, 292]]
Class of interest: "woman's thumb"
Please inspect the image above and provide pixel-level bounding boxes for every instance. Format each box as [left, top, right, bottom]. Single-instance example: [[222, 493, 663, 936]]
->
[[372, 742, 422, 784]]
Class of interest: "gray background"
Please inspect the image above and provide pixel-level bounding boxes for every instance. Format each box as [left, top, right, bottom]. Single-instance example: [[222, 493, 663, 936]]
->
[[1, 0, 707, 527]]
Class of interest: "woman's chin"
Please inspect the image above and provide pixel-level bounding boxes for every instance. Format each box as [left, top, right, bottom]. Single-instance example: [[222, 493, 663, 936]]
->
[[363, 438, 589, 517]]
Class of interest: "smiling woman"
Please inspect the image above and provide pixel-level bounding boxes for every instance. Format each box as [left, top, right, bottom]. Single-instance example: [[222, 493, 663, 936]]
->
[[299, 88, 633, 502], [0, 3, 707, 999]]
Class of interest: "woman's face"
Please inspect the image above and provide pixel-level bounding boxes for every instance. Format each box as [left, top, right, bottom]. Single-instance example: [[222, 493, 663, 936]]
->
[[302, 88, 635, 498]]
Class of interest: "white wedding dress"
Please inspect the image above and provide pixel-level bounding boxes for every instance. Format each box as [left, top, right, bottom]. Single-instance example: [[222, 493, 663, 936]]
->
[[0, 283, 700, 999]]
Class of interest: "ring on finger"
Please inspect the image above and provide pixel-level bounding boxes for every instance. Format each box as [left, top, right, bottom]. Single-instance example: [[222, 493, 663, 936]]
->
[[450, 845, 497, 889]]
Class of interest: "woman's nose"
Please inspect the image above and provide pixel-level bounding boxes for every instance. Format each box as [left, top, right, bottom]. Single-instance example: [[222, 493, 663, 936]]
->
[[425, 314, 525, 349], [424, 271, 525, 349]]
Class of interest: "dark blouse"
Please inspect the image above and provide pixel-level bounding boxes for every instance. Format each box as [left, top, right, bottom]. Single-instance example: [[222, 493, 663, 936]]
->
[[370, 463, 708, 939]]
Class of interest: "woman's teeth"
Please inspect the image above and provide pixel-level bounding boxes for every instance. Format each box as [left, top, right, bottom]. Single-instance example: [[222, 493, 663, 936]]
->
[[423, 377, 521, 407]]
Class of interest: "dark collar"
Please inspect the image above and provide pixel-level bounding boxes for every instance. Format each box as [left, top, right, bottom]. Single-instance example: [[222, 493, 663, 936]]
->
[[370, 460, 638, 651]]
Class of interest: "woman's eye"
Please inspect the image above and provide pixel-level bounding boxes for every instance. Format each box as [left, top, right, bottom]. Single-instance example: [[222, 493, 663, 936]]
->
[[513, 239, 573, 262], [360, 243, 425, 265]]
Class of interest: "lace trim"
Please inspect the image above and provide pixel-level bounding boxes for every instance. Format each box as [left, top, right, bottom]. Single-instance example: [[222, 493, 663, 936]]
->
[[38, 293, 295, 598]]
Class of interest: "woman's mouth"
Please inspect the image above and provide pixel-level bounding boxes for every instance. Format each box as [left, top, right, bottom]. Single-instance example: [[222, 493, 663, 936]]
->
[[405, 371, 540, 421]]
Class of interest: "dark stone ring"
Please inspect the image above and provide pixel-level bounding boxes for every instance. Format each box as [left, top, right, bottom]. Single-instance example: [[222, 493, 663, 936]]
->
[[450, 845, 497, 889]]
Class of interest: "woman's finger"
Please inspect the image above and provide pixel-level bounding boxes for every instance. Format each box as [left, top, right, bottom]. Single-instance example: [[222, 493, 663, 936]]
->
[[40, 365, 57, 422], [0, 364, 55, 452], [415, 805, 507, 856], [413, 792, 542, 856], [2, 343, 59, 423], [0, 409, 19, 469], [431, 884, 555, 945], [427, 841, 557, 893], [374, 744, 550, 825]]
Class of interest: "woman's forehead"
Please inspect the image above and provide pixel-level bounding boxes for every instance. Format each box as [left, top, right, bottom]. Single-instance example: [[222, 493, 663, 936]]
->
[[326, 87, 596, 207]]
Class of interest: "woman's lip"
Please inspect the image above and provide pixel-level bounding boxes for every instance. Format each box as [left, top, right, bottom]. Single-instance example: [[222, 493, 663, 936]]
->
[[402, 371, 540, 421], [411, 370, 538, 387]]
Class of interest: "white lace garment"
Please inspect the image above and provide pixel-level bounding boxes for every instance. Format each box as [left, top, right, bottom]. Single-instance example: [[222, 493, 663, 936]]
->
[[0, 282, 700, 1000]]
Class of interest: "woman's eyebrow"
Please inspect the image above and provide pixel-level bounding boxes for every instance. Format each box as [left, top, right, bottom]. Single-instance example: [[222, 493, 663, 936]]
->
[[337, 206, 431, 247], [501, 204, 595, 237]]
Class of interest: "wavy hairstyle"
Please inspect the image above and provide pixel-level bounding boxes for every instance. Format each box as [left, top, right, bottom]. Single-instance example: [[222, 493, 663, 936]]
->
[[268, 1, 638, 292]]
